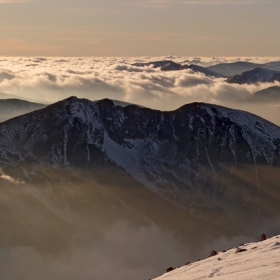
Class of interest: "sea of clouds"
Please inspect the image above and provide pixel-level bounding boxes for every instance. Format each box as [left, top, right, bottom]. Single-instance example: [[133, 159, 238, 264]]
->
[[0, 56, 280, 125]]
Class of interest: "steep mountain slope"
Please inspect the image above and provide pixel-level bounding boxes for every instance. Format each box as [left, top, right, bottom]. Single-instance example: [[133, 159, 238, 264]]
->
[[0, 97, 280, 229], [0, 98, 46, 122], [227, 67, 280, 84]]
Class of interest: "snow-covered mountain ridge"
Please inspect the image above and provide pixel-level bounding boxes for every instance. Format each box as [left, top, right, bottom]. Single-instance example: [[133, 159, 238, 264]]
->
[[0, 97, 280, 221], [154, 234, 280, 280], [227, 67, 280, 84]]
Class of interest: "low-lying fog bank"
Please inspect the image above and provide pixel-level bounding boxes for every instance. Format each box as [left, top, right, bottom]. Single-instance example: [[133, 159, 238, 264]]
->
[[1, 170, 279, 280]]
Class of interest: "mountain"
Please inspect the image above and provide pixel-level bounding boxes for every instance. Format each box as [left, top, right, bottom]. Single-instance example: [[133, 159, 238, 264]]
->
[[186, 64, 226, 78], [207, 60, 280, 77], [263, 61, 280, 72], [132, 60, 184, 71], [1, 96, 280, 279], [252, 86, 280, 102], [226, 67, 280, 84], [206, 61, 263, 77], [0, 98, 46, 122], [1, 97, 280, 230], [132, 60, 223, 77], [153, 234, 280, 280]]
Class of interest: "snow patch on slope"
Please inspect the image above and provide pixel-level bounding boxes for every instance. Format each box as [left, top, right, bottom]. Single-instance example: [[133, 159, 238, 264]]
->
[[154, 235, 280, 280]]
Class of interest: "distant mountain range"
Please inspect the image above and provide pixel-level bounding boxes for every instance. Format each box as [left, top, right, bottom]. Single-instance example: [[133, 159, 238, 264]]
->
[[206, 61, 263, 77], [207, 61, 280, 76], [132, 60, 225, 78], [132, 60, 280, 84], [0, 98, 46, 122], [133, 60, 185, 71], [252, 86, 280, 102], [227, 67, 280, 84]]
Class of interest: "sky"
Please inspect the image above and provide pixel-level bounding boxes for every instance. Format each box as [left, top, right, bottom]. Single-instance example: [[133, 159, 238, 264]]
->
[[0, 0, 280, 56]]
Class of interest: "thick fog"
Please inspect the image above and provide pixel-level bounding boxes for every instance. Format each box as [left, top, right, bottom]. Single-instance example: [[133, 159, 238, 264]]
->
[[0, 172, 189, 279], [1, 168, 279, 279], [0, 56, 280, 125], [0, 221, 187, 280]]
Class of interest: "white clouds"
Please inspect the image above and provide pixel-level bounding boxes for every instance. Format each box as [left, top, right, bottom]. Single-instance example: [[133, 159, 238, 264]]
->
[[0, 56, 280, 125]]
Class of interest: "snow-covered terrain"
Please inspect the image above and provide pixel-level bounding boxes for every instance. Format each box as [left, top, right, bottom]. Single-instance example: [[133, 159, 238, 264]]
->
[[227, 67, 280, 84], [154, 235, 280, 280]]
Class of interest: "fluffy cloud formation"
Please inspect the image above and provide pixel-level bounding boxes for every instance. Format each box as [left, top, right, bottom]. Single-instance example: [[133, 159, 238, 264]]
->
[[0, 56, 280, 125]]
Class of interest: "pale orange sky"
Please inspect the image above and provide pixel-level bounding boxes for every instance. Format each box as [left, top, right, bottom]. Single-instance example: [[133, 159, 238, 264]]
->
[[0, 0, 279, 56]]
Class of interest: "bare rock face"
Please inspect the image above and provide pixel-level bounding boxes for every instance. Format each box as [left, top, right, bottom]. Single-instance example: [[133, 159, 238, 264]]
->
[[209, 250, 218, 257], [166, 267, 175, 273], [260, 234, 267, 241], [235, 248, 247, 253]]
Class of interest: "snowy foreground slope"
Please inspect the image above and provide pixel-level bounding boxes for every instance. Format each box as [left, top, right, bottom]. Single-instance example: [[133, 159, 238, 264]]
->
[[154, 235, 280, 280]]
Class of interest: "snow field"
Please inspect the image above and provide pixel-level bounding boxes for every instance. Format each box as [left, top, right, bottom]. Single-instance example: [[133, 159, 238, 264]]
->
[[154, 235, 280, 280]]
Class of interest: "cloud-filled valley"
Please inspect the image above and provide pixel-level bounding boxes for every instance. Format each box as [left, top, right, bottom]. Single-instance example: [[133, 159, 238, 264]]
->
[[1, 169, 279, 280], [1, 56, 280, 125]]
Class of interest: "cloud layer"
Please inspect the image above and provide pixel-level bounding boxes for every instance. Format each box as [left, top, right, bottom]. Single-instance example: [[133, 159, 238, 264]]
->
[[0, 56, 280, 125]]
